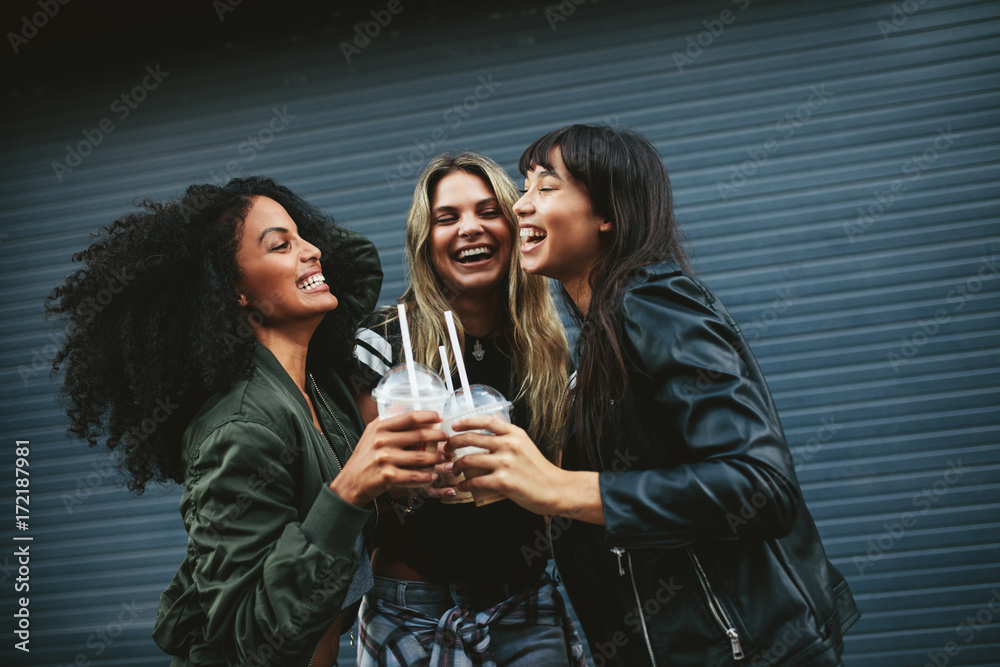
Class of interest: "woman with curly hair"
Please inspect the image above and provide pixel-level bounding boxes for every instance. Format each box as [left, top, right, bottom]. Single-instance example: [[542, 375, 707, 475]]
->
[[351, 153, 583, 666], [46, 176, 446, 667]]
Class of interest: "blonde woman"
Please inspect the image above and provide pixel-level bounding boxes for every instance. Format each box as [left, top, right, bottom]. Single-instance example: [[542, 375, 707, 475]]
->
[[351, 153, 583, 666]]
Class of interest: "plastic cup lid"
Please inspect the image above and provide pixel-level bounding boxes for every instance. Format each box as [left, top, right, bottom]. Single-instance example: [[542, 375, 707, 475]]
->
[[442, 384, 511, 422], [372, 362, 450, 401]]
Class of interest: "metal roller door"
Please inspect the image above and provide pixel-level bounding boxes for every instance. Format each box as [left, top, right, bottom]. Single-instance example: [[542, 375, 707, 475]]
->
[[0, 0, 996, 664]]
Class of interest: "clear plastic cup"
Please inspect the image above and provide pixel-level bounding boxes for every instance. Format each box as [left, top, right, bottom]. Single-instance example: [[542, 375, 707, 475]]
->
[[372, 363, 450, 488], [441, 385, 512, 506]]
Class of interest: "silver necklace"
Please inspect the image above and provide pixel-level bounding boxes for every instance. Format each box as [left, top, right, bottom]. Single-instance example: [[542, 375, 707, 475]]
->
[[470, 326, 498, 361]]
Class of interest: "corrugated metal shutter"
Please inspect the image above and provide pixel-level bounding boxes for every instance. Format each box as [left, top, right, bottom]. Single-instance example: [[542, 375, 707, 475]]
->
[[1, 0, 996, 664]]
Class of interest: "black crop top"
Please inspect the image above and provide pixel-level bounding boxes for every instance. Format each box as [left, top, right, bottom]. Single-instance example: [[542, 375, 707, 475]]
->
[[353, 308, 548, 584]]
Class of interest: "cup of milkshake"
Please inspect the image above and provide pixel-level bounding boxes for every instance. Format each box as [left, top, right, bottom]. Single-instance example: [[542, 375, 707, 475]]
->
[[371, 362, 450, 488], [441, 384, 511, 507]]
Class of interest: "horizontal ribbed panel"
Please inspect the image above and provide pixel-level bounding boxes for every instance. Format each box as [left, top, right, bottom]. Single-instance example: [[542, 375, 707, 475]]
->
[[1, 0, 997, 664]]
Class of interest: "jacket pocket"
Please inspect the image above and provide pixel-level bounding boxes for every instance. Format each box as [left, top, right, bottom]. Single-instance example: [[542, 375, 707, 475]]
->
[[687, 549, 747, 661], [611, 546, 660, 666]]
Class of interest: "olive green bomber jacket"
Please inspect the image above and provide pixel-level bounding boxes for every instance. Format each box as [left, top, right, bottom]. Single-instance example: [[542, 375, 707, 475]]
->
[[152, 230, 382, 667]]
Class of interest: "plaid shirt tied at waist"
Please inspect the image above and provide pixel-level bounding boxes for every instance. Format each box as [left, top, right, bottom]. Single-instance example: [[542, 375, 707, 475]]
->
[[358, 573, 586, 667]]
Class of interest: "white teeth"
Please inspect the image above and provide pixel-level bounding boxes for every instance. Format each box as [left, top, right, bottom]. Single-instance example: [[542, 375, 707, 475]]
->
[[298, 273, 326, 290], [520, 228, 546, 242], [458, 247, 491, 259]]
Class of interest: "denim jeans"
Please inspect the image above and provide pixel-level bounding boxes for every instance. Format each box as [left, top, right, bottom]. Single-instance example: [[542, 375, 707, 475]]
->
[[357, 574, 577, 666]]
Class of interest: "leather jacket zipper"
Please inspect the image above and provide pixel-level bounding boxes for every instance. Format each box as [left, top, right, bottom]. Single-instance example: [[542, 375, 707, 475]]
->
[[310, 374, 379, 529], [687, 550, 744, 661], [611, 547, 658, 667]]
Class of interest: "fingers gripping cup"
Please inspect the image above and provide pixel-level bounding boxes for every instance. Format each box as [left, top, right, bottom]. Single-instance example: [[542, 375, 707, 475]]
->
[[442, 385, 512, 507], [372, 363, 450, 488]]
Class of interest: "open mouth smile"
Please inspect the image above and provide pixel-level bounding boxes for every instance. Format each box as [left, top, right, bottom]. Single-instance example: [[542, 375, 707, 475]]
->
[[296, 272, 327, 292], [454, 245, 496, 264], [519, 226, 546, 249]]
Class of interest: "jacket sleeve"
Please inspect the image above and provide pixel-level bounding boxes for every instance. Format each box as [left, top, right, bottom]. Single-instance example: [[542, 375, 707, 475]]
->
[[183, 419, 371, 665], [600, 272, 801, 548]]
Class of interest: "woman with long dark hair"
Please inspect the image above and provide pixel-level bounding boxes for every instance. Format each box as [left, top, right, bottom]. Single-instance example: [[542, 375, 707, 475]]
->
[[351, 152, 583, 665], [447, 126, 860, 666], [46, 176, 446, 667]]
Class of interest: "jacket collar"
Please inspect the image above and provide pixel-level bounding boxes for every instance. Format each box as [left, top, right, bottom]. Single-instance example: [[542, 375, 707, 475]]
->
[[252, 342, 313, 419], [251, 341, 363, 441]]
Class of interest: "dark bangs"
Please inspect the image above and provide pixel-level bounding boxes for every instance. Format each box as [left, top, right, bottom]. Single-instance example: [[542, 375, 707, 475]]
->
[[518, 125, 620, 222], [518, 127, 565, 175]]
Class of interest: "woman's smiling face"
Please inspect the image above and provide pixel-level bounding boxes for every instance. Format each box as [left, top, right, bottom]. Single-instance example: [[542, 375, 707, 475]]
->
[[234, 196, 338, 332], [514, 147, 611, 294], [428, 170, 513, 298]]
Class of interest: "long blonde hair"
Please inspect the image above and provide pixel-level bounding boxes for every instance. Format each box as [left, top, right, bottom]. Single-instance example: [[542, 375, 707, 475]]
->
[[394, 152, 570, 456]]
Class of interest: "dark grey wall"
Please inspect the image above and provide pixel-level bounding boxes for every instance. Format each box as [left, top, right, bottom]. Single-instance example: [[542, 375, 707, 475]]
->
[[1, 0, 997, 665]]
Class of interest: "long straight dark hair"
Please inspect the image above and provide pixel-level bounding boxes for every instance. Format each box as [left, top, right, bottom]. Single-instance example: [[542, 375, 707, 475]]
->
[[519, 125, 691, 468]]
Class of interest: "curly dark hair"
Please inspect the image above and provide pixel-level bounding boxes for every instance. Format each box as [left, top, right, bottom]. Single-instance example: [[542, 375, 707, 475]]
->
[[45, 176, 373, 493]]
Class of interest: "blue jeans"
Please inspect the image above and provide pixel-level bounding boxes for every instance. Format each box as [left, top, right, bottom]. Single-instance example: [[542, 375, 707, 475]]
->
[[357, 574, 578, 666]]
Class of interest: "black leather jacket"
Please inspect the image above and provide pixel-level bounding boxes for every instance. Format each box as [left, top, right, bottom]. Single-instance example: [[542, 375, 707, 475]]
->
[[551, 263, 859, 667]]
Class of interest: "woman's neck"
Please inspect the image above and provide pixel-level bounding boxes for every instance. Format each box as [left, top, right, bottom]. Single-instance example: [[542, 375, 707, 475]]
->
[[562, 274, 592, 318], [452, 290, 503, 338], [254, 327, 314, 392]]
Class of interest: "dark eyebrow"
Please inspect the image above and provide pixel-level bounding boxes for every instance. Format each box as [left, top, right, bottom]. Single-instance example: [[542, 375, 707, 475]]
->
[[258, 226, 288, 243], [535, 169, 562, 181]]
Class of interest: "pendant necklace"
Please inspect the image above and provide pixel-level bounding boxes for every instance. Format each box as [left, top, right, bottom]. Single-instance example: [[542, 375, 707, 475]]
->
[[470, 325, 499, 362]]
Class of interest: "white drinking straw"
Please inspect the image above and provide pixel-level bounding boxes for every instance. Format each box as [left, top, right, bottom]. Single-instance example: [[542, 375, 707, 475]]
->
[[444, 311, 475, 411], [397, 303, 420, 400], [438, 345, 455, 394]]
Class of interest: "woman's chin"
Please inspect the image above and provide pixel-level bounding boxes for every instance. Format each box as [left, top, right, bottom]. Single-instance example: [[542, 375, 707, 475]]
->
[[519, 256, 550, 277]]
